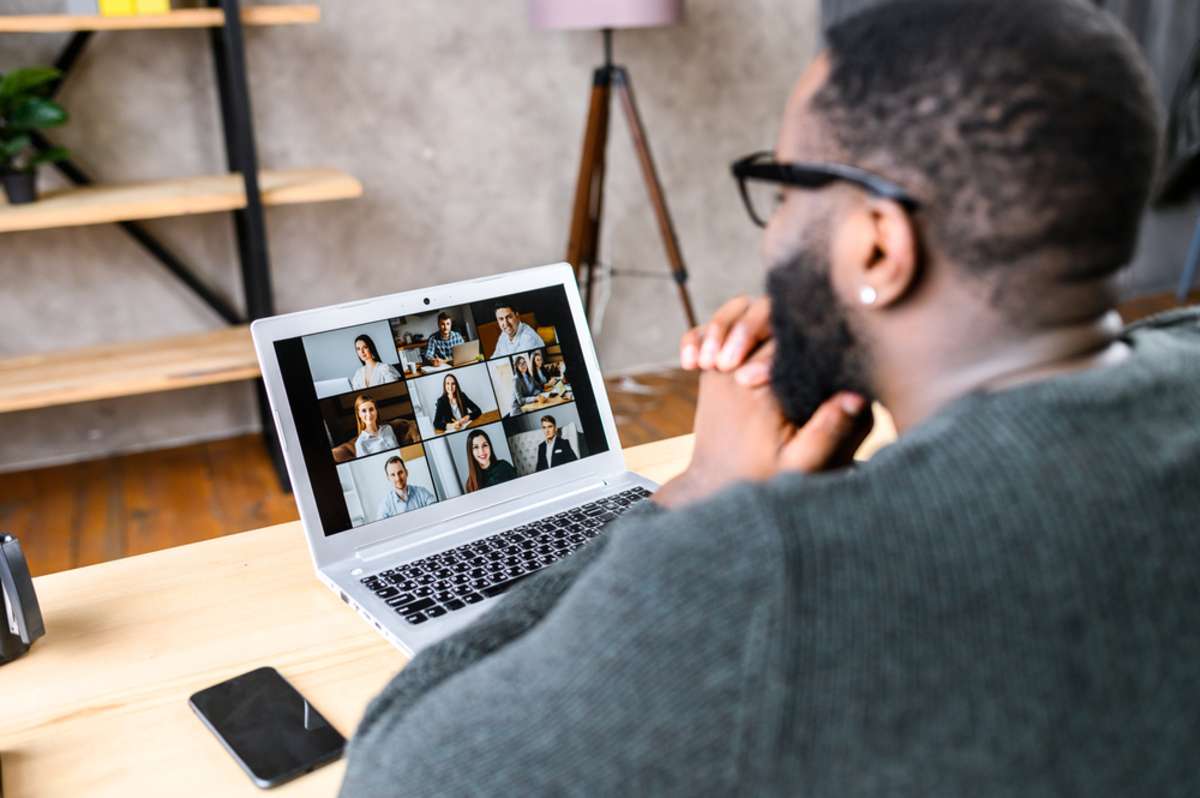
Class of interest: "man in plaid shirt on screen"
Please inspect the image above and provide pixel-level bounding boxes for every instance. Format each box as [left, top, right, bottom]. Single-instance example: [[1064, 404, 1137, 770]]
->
[[425, 312, 465, 365]]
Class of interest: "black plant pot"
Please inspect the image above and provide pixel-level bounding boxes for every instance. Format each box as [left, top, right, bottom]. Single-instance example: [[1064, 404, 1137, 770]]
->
[[2, 171, 38, 204]]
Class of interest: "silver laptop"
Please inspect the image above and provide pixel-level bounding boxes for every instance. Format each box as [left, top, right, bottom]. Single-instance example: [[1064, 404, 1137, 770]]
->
[[251, 263, 657, 655], [450, 338, 481, 366]]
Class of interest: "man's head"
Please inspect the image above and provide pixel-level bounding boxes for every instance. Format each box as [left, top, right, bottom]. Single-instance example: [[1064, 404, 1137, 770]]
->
[[494, 303, 519, 337], [761, 0, 1161, 425], [384, 456, 408, 493], [540, 415, 558, 442], [437, 312, 453, 337]]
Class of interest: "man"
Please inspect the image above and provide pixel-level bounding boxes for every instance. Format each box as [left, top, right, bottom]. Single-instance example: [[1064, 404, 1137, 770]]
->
[[342, 1, 1200, 795], [424, 312, 464, 366], [375, 456, 436, 520], [534, 415, 578, 471], [490, 301, 545, 357]]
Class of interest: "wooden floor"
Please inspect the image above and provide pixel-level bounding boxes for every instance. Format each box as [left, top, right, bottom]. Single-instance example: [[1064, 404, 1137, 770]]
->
[[1, 370, 699, 577]]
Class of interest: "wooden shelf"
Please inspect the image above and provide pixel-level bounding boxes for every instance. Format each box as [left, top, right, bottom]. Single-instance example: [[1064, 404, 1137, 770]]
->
[[0, 167, 363, 233], [0, 5, 319, 33], [0, 326, 261, 414]]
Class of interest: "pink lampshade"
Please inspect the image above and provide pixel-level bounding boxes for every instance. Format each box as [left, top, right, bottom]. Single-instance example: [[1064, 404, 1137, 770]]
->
[[529, 0, 683, 31]]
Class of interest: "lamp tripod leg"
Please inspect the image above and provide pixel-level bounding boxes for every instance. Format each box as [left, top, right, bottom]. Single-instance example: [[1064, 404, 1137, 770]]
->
[[566, 68, 613, 321], [612, 67, 698, 329]]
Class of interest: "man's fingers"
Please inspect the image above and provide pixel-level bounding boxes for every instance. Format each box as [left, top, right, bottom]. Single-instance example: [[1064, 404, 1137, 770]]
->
[[734, 339, 775, 387], [779, 392, 868, 473], [717, 296, 773, 371], [679, 325, 705, 370], [696, 296, 753, 369]]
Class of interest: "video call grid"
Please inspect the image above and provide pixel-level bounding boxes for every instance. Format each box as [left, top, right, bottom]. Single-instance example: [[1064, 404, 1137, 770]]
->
[[319, 337, 572, 472]]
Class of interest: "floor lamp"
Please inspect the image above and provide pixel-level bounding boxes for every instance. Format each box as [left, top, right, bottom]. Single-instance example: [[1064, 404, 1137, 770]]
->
[[531, 0, 699, 329]]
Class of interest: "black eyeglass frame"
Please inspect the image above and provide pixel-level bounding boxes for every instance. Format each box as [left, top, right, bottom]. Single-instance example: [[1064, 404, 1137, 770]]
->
[[731, 150, 920, 227]]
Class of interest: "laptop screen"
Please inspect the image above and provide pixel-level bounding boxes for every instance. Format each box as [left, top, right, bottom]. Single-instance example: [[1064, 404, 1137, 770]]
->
[[272, 285, 611, 536]]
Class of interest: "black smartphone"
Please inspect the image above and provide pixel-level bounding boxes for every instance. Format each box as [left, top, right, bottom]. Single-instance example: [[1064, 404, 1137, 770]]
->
[[189, 666, 346, 789]]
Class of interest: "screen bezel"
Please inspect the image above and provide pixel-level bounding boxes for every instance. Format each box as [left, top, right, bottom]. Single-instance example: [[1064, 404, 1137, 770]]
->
[[252, 263, 627, 569]]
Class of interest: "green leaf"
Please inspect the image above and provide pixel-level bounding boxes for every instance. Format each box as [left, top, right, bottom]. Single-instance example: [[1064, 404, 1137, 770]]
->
[[0, 134, 32, 160], [6, 97, 68, 130], [0, 67, 62, 102], [30, 146, 70, 167]]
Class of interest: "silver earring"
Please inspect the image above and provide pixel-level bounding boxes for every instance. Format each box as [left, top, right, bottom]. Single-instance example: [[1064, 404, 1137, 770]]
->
[[859, 286, 878, 305]]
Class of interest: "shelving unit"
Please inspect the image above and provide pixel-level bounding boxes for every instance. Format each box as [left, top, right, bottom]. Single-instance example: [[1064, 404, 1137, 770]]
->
[[0, 1, 357, 487], [0, 326, 260, 414], [0, 168, 361, 232]]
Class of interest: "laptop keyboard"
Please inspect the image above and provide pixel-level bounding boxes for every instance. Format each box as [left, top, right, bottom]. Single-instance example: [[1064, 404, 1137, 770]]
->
[[358, 486, 653, 625]]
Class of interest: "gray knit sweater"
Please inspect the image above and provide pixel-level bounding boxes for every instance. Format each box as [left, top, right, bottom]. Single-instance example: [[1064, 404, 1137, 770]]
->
[[340, 310, 1200, 797]]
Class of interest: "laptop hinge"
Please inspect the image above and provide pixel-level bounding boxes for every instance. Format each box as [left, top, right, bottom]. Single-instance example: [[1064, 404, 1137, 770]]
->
[[353, 474, 612, 564]]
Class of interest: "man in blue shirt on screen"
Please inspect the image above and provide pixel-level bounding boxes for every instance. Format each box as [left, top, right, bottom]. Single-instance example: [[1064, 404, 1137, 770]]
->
[[376, 456, 436, 520]]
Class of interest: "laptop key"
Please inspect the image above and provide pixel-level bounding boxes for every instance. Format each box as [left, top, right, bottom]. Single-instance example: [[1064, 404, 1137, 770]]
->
[[463, 593, 484, 604], [385, 593, 415, 607], [404, 611, 429, 625], [481, 573, 530, 598], [443, 599, 465, 611], [435, 590, 456, 603], [397, 597, 435, 615], [374, 586, 400, 599], [426, 606, 447, 619]]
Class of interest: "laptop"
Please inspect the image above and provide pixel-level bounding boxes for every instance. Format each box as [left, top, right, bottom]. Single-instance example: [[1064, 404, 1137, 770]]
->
[[450, 338, 481, 366], [251, 262, 657, 655]]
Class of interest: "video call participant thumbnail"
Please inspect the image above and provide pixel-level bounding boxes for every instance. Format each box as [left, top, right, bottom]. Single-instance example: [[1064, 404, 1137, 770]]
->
[[425, 312, 465, 366], [352, 334, 401, 390], [433, 373, 483, 433], [512, 355, 541, 407], [377, 455, 437, 520], [535, 414, 577, 471], [491, 301, 545, 357], [353, 394, 399, 457], [464, 429, 517, 493]]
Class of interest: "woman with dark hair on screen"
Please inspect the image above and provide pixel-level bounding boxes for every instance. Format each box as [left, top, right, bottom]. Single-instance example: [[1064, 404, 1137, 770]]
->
[[530, 349, 553, 387], [433, 372, 482, 433], [351, 334, 400, 390], [512, 355, 541, 409], [463, 429, 517, 493], [353, 395, 399, 457]]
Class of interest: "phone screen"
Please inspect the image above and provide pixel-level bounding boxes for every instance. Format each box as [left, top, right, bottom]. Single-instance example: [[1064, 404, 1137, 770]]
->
[[189, 666, 346, 788]]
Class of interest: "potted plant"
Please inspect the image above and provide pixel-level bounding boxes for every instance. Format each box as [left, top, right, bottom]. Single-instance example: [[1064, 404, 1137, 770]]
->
[[1, 67, 70, 205]]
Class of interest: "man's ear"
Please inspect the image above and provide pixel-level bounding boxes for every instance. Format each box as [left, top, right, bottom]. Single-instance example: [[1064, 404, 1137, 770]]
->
[[832, 198, 919, 309]]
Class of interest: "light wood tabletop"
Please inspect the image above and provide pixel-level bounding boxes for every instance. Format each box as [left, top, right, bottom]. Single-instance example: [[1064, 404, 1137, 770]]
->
[[0, 434, 697, 798]]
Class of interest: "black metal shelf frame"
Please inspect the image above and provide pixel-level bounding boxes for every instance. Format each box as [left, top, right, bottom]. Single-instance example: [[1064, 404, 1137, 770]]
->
[[30, 0, 289, 488]]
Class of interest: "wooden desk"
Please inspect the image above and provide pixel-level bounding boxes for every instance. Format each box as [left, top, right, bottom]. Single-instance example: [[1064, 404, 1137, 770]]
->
[[519, 392, 574, 414], [0, 435, 696, 798], [432, 407, 502, 437]]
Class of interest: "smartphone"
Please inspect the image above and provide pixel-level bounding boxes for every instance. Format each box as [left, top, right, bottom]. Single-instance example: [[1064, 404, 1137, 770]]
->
[[189, 666, 346, 789]]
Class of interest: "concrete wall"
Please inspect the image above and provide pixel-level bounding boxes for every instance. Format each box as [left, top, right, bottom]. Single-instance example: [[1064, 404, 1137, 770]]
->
[[0, 0, 821, 470]]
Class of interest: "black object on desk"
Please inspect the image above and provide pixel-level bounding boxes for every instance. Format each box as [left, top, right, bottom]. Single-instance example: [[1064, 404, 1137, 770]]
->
[[1, 534, 45, 665]]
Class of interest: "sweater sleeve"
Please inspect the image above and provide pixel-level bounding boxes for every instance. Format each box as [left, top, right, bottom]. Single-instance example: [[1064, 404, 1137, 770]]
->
[[338, 494, 781, 797]]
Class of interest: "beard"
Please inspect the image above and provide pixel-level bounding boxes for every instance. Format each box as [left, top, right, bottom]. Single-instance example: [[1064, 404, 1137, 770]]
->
[[766, 244, 873, 427]]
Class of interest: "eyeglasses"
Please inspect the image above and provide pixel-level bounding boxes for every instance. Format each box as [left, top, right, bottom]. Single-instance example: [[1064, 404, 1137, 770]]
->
[[731, 151, 920, 228]]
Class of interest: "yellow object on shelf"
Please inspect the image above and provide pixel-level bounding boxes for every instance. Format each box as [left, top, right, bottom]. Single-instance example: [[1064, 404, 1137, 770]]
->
[[134, 0, 170, 12], [98, 0, 136, 15]]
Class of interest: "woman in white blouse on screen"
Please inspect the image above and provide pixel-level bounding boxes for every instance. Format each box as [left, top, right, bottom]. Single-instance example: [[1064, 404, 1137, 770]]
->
[[350, 334, 400, 390], [353, 395, 399, 457]]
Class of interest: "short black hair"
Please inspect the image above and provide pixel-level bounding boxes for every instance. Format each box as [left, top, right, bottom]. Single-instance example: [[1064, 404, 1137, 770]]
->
[[813, 0, 1160, 299], [540, 415, 557, 426], [493, 301, 517, 315], [436, 311, 452, 324], [383, 456, 405, 473]]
